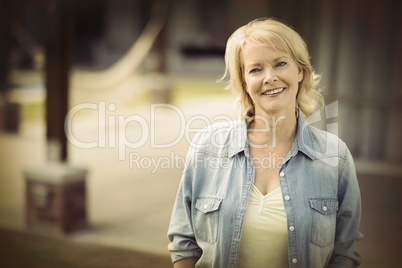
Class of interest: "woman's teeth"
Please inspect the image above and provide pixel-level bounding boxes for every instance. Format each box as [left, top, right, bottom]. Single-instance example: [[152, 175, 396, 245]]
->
[[263, 88, 285, 95]]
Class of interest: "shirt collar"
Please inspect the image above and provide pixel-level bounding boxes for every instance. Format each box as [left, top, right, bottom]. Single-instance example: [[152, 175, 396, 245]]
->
[[227, 119, 249, 158], [292, 111, 316, 160]]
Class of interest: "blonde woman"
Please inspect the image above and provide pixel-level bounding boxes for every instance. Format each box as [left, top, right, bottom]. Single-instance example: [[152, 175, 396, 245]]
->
[[168, 18, 363, 268]]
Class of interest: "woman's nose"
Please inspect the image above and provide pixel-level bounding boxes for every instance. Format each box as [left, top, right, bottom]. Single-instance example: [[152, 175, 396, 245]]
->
[[263, 69, 277, 84]]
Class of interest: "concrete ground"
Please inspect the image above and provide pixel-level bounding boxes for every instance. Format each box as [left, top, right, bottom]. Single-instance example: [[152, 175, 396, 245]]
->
[[0, 84, 238, 257], [0, 71, 401, 267]]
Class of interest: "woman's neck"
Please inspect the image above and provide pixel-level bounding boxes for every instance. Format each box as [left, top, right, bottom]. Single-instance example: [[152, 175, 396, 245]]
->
[[248, 108, 297, 150]]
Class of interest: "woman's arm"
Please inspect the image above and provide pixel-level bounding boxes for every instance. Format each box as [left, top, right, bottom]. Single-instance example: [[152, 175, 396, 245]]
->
[[167, 142, 202, 265], [173, 256, 199, 268], [167, 176, 202, 264], [328, 146, 363, 267]]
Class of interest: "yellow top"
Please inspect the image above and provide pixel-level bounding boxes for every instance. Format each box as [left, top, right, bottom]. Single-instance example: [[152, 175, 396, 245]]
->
[[238, 185, 289, 268]]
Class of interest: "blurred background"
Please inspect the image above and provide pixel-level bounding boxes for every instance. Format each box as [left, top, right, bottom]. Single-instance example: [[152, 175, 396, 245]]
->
[[0, 0, 401, 267]]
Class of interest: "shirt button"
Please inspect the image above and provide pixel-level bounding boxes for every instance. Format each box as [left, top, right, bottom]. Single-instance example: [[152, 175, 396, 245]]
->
[[248, 176, 252, 182], [292, 258, 298, 264], [323, 205, 328, 212], [279, 172, 285, 177], [204, 204, 208, 209], [285, 195, 290, 201], [289, 226, 295, 231]]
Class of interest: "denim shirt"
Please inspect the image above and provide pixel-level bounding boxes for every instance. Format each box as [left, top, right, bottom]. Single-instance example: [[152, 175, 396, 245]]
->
[[167, 112, 363, 268]]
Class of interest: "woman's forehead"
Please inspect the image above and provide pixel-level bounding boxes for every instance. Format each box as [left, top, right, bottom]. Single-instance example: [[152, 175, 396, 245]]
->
[[242, 44, 291, 61]]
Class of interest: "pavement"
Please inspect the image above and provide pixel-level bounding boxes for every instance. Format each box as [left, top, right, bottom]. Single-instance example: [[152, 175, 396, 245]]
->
[[1, 71, 401, 266], [0, 82, 238, 257]]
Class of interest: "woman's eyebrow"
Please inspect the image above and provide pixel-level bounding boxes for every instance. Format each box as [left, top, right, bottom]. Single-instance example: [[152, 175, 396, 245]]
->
[[245, 56, 288, 68], [272, 56, 288, 61]]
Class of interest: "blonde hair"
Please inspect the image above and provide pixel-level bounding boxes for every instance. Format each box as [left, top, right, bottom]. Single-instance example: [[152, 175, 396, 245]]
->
[[220, 17, 324, 119]]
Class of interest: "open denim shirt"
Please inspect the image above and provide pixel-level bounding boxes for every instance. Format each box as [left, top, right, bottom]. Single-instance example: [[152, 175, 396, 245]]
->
[[168, 112, 363, 267]]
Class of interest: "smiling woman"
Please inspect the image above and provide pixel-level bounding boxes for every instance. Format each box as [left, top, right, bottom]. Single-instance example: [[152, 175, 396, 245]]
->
[[167, 18, 363, 268], [242, 44, 302, 118], [221, 18, 324, 121]]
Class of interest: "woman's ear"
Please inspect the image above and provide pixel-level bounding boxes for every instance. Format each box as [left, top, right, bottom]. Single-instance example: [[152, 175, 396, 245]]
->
[[243, 81, 248, 92], [298, 68, 303, 81]]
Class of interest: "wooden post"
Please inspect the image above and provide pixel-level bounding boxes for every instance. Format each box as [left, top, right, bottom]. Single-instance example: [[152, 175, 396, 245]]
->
[[25, 1, 89, 236], [0, 0, 10, 94], [45, 0, 73, 162]]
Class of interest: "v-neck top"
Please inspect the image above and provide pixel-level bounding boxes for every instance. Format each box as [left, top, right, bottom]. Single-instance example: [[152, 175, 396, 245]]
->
[[237, 185, 289, 268]]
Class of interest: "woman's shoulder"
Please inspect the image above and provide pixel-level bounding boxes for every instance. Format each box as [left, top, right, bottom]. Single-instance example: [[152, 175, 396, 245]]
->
[[306, 124, 351, 160]]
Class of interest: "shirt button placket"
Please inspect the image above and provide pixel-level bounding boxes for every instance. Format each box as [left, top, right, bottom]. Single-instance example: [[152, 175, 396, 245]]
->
[[280, 170, 297, 266]]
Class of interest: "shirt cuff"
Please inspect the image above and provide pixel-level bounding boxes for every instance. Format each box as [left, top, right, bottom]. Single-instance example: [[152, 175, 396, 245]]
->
[[171, 249, 202, 263]]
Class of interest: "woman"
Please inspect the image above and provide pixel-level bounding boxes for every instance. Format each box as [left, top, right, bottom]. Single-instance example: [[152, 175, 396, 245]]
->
[[167, 18, 363, 267]]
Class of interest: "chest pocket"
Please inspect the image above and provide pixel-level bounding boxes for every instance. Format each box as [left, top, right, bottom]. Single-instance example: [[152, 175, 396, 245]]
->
[[194, 197, 222, 244], [309, 198, 338, 247]]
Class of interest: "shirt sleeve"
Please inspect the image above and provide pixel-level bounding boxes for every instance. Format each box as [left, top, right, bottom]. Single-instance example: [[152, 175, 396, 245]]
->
[[167, 144, 202, 263], [328, 144, 363, 267]]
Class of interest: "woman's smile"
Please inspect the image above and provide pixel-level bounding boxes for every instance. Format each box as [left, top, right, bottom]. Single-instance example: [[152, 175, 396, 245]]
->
[[261, 87, 286, 96]]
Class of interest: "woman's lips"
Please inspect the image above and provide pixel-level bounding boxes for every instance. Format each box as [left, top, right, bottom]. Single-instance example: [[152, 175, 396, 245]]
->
[[262, 87, 285, 96]]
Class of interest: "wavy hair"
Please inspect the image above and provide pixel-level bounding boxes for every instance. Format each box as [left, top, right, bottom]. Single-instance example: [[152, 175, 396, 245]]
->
[[219, 18, 324, 119]]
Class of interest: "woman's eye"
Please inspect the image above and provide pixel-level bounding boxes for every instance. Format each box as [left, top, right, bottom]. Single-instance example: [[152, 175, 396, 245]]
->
[[249, 68, 261, 73], [276, 62, 287, 67]]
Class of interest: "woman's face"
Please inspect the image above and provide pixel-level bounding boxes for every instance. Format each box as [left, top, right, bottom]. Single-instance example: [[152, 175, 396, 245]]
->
[[242, 44, 302, 117]]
